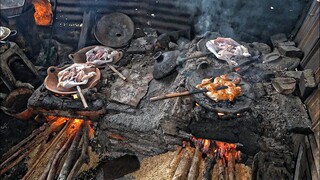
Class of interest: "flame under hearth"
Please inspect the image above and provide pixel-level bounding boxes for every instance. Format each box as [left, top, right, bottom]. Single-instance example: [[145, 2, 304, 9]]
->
[[191, 136, 241, 162]]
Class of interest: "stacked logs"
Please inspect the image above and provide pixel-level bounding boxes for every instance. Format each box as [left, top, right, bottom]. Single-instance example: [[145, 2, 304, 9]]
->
[[0, 117, 93, 180], [168, 145, 252, 180]]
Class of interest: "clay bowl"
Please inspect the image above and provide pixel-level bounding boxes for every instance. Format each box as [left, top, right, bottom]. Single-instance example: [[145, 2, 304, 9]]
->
[[68, 45, 123, 65], [44, 64, 101, 95]]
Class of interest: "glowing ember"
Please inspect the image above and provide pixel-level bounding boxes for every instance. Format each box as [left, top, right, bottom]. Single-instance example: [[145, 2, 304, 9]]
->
[[191, 137, 241, 161], [45, 116, 95, 139], [87, 120, 95, 139], [67, 118, 84, 136], [234, 67, 241, 72], [33, 0, 52, 26]]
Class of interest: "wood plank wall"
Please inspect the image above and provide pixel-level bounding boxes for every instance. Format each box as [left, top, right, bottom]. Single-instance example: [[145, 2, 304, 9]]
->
[[294, 1, 319, 179]]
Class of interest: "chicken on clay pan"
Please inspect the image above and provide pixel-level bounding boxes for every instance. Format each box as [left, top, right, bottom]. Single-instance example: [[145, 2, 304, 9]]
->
[[57, 63, 96, 89], [196, 75, 242, 102]]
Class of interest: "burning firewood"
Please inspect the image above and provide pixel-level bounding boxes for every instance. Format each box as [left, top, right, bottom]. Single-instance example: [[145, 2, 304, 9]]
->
[[202, 156, 215, 180], [172, 146, 195, 180], [22, 119, 71, 180], [66, 121, 90, 180], [187, 145, 202, 180], [169, 146, 184, 177], [58, 123, 84, 179], [0, 121, 66, 176]]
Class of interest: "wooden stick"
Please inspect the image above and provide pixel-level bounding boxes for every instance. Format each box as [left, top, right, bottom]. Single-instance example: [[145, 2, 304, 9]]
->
[[227, 150, 236, 180], [150, 86, 228, 102], [0, 123, 48, 165], [172, 146, 195, 180], [39, 139, 63, 180], [22, 120, 70, 180], [203, 156, 215, 180], [187, 145, 202, 180], [169, 146, 184, 178], [58, 123, 84, 180], [217, 159, 225, 180], [0, 147, 34, 175], [66, 121, 89, 180], [47, 133, 75, 180], [107, 64, 126, 81], [76, 86, 88, 108]]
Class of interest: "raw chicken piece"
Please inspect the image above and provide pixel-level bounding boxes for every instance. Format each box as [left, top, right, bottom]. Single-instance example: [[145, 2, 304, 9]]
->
[[85, 46, 122, 66], [57, 64, 96, 89], [206, 37, 251, 66]]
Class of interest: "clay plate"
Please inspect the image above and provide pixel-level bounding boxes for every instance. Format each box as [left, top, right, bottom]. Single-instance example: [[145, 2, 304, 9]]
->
[[44, 64, 101, 94]]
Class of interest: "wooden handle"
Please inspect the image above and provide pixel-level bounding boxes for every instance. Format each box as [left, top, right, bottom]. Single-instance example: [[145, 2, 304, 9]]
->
[[150, 86, 228, 102], [150, 91, 192, 101], [76, 86, 88, 108], [107, 64, 126, 81]]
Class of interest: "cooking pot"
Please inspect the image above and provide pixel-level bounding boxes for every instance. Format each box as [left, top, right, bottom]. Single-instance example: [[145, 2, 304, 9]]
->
[[0, 26, 17, 41]]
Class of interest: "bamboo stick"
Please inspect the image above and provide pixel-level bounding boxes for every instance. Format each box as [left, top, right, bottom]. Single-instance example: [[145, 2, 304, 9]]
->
[[76, 86, 88, 108], [107, 64, 126, 81]]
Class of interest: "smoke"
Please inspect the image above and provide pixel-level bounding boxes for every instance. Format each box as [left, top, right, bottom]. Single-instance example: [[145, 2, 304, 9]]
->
[[176, 0, 309, 42]]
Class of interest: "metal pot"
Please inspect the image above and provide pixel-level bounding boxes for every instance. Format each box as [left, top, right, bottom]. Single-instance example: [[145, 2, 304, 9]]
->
[[0, 26, 17, 41]]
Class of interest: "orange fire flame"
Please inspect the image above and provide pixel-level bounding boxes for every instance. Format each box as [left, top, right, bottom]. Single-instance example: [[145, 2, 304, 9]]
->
[[191, 137, 241, 161], [33, 0, 52, 26], [45, 116, 95, 138]]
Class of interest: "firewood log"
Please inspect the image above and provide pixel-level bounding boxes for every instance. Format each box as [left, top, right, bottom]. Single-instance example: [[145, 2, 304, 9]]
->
[[172, 146, 195, 180], [169, 146, 184, 178], [188, 146, 202, 180]]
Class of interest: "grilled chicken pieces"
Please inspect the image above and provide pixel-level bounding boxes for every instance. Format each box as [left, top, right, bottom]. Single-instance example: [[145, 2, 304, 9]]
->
[[57, 64, 96, 89], [196, 75, 242, 102]]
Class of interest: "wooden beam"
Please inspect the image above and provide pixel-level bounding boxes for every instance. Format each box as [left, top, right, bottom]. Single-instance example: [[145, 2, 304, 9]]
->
[[77, 10, 94, 49]]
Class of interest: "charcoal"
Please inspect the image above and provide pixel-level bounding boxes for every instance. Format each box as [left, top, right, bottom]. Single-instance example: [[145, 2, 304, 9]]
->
[[252, 42, 272, 54]]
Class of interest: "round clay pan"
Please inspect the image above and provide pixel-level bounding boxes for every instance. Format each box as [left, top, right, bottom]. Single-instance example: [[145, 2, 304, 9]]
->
[[68, 45, 123, 64], [94, 13, 134, 48], [186, 62, 255, 114], [44, 64, 101, 95]]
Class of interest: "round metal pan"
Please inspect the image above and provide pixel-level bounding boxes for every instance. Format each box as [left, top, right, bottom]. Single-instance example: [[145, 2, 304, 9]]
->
[[94, 13, 134, 48], [186, 62, 254, 114]]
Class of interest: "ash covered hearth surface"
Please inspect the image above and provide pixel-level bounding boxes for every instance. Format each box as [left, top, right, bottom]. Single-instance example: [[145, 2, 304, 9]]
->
[[1, 0, 319, 179]]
